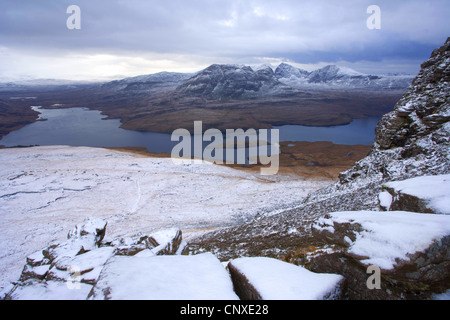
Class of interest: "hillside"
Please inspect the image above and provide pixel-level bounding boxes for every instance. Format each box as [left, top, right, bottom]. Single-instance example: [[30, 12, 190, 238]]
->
[[187, 38, 450, 299]]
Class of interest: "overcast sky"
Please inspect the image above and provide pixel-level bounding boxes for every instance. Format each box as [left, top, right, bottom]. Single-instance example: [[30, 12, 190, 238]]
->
[[0, 0, 448, 81]]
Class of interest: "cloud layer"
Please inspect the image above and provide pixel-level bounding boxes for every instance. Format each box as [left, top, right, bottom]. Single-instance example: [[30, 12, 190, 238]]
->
[[0, 0, 448, 80]]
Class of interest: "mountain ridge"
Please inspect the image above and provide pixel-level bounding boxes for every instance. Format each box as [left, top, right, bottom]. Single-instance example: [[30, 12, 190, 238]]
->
[[99, 62, 414, 97]]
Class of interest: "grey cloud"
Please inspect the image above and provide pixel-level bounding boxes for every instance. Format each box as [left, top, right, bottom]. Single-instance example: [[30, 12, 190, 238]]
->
[[0, 0, 449, 79]]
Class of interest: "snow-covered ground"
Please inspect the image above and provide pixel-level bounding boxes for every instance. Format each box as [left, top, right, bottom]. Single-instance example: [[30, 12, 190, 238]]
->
[[0, 145, 330, 289]]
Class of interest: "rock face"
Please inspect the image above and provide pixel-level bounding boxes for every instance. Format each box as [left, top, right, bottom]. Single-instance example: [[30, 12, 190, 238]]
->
[[308, 37, 450, 213]]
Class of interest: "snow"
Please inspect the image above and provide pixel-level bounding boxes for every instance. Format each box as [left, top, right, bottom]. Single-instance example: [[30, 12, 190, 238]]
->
[[274, 63, 413, 90], [8, 280, 93, 300], [336, 66, 364, 77], [432, 289, 450, 300], [54, 246, 115, 273], [378, 191, 393, 211], [90, 253, 239, 300], [384, 174, 450, 214], [251, 63, 275, 72], [150, 228, 180, 247], [229, 257, 343, 300], [316, 211, 450, 270], [0, 146, 329, 289]]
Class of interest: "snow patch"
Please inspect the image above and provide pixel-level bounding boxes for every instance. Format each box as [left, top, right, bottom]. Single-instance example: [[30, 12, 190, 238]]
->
[[384, 174, 450, 214], [378, 191, 393, 211], [229, 257, 343, 300], [317, 211, 450, 270], [90, 253, 239, 300]]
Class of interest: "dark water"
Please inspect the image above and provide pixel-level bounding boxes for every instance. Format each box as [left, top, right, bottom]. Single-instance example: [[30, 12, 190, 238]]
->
[[0, 107, 380, 153], [274, 116, 380, 145]]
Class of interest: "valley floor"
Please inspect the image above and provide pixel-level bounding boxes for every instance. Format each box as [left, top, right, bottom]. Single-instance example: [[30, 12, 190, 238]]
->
[[0, 146, 332, 289]]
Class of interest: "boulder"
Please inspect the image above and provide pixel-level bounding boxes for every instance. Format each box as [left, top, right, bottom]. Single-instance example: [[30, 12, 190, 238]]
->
[[380, 174, 450, 214], [112, 228, 184, 256], [89, 253, 239, 300], [310, 211, 450, 299], [20, 264, 51, 281], [67, 217, 108, 250], [228, 257, 344, 300], [148, 228, 184, 255], [26, 249, 50, 268]]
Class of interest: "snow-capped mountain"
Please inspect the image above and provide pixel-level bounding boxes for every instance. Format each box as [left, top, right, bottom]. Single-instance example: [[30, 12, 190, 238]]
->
[[100, 63, 413, 98], [101, 71, 193, 92], [273, 62, 310, 84], [0, 79, 96, 92], [274, 63, 414, 90], [1, 62, 414, 96], [308, 65, 363, 83], [175, 64, 291, 99]]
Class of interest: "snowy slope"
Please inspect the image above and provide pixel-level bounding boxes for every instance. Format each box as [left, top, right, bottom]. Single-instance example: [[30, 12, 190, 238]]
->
[[101, 71, 193, 91], [0, 146, 329, 289]]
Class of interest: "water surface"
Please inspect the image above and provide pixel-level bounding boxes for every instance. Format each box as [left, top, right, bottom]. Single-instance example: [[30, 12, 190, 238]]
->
[[0, 107, 380, 154]]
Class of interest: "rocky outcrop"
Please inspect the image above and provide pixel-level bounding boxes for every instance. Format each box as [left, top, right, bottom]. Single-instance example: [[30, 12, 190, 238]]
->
[[2, 218, 186, 300], [1, 218, 359, 300], [307, 38, 450, 213]]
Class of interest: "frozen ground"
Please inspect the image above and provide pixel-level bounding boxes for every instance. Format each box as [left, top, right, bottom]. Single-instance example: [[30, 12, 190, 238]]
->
[[0, 145, 330, 289]]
